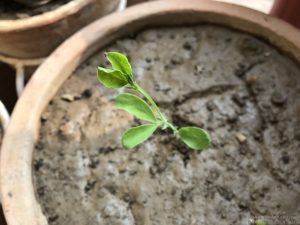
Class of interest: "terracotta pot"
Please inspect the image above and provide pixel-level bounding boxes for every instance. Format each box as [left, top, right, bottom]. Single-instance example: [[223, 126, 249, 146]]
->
[[1, 1, 300, 225], [0, 0, 121, 59], [270, 0, 300, 29]]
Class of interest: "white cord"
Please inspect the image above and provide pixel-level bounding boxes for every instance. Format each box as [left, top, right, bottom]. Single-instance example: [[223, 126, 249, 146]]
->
[[0, 54, 45, 98], [15, 64, 25, 97], [117, 0, 127, 11], [0, 101, 10, 131]]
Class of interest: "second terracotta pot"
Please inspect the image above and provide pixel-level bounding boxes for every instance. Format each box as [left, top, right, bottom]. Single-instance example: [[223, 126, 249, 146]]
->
[[0, 0, 121, 59]]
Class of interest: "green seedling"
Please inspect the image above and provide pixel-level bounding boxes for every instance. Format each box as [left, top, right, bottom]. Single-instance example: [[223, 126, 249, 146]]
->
[[97, 52, 211, 150]]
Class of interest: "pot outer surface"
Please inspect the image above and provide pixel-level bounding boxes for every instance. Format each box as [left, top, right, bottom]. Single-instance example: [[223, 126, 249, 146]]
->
[[33, 25, 300, 225], [0, 125, 3, 147], [0, 0, 72, 20]]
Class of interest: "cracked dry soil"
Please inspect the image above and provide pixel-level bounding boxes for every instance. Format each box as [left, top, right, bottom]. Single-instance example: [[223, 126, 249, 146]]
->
[[33, 25, 300, 225]]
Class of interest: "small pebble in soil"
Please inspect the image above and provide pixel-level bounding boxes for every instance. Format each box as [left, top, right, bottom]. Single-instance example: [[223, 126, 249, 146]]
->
[[245, 75, 258, 85], [61, 94, 75, 102], [41, 111, 50, 122], [194, 64, 205, 75], [235, 132, 247, 143], [59, 121, 81, 141], [170, 55, 183, 65], [271, 90, 287, 106]]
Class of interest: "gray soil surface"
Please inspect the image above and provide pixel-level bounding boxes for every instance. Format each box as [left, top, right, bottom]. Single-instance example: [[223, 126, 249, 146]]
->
[[0, 0, 72, 20], [33, 25, 300, 225]]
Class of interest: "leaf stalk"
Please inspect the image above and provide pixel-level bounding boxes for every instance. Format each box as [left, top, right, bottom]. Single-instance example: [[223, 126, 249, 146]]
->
[[133, 83, 179, 135]]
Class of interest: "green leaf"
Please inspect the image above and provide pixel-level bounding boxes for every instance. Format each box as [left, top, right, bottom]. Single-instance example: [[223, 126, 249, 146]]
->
[[106, 52, 132, 77], [256, 220, 266, 225], [122, 124, 158, 149], [97, 67, 128, 89], [178, 127, 211, 150], [116, 93, 157, 123]]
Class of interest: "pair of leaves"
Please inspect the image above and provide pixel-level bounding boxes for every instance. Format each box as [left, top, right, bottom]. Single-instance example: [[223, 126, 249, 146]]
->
[[104, 81, 211, 150], [122, 125, 211, 150], [97, 52, 132, 89], [116, 93, 158, 149]]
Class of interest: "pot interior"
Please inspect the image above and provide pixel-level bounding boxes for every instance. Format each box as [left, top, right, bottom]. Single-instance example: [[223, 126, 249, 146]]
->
[[33, 25, 300, 224]]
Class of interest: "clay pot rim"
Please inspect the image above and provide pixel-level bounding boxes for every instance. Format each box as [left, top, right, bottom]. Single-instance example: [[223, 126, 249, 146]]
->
[[0, 0, 93, 32], [1, 1, 300, 224]]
